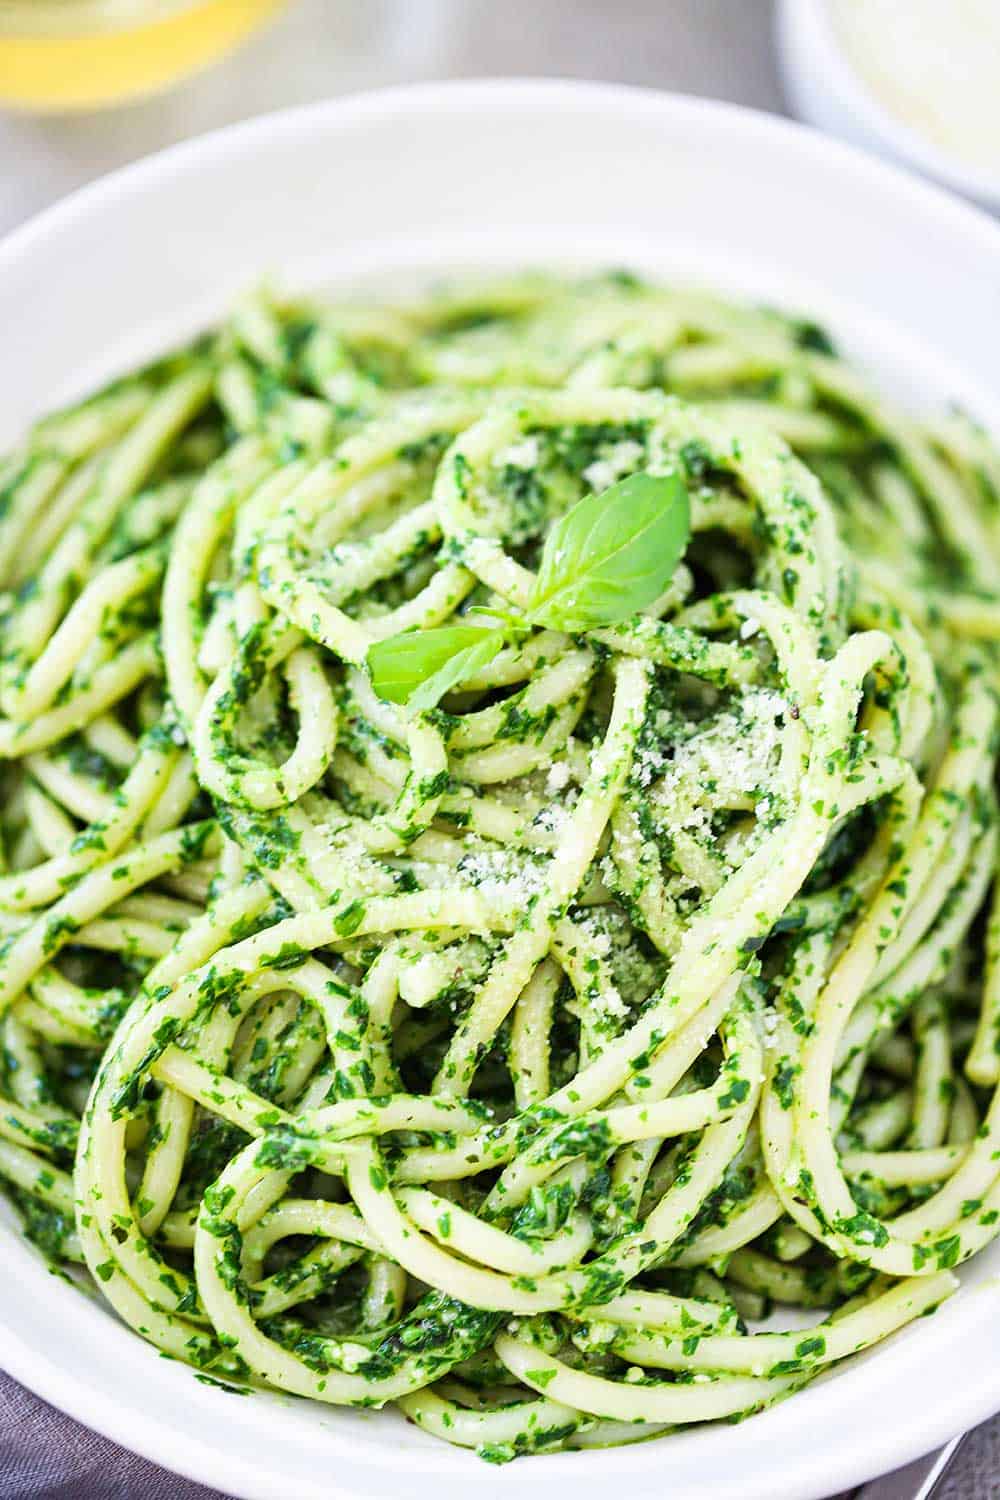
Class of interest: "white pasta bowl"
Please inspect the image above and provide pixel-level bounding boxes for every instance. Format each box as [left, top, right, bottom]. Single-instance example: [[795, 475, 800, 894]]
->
[[1, 79, 1000, 1500]]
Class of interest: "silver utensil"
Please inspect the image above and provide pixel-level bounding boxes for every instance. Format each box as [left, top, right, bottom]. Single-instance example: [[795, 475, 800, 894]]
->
[[852, 1435, 965, 1500]]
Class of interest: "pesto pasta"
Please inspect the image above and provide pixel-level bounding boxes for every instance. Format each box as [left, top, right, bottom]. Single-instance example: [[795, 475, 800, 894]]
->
[[1, 271, 998, 1461]]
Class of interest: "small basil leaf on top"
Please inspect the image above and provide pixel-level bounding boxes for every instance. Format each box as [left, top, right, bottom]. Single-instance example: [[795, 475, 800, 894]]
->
[[366, 469, 691, 711], [368, 624, 507, 714], [528, 471, 691, 631]]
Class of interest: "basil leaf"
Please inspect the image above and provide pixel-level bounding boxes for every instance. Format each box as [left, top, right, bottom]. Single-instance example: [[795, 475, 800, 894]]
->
[[528, 471, 691, 631], [368, 625, 507, 712], [367, 473, 690, 709]]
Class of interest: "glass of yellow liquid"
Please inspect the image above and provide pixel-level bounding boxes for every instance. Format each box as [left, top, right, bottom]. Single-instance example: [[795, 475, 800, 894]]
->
[[0, 0, 286, 111]]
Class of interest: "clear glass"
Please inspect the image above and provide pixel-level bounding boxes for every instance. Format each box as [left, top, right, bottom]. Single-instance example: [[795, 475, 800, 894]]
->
[[0, 0, 286, 110]]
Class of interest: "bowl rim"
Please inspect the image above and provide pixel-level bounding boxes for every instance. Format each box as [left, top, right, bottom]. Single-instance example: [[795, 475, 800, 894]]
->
[[3, 75, 1000, 275], [777, 0, 1000, 205], [2, 75, 1000, 1500]]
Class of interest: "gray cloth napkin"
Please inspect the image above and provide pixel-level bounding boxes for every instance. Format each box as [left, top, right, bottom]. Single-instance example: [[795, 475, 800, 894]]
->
[[0, 1371, 230, 1500]]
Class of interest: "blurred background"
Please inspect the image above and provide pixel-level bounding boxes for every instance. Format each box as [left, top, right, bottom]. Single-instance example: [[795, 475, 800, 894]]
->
[[0, 3, 996, 1498], [4, 0, 996, 234], [1, 0, 780, 233]]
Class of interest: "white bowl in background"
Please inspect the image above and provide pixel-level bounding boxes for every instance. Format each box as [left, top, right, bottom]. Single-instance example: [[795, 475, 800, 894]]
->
[[2, 78, 1000, 1500], [776, 0, 1000, 215]]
